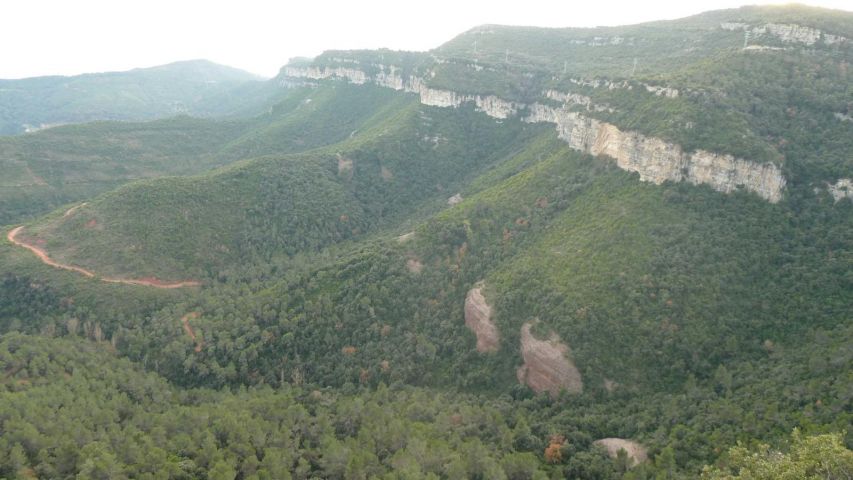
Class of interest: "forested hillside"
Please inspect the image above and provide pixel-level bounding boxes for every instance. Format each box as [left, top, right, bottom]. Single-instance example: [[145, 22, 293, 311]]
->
[[0, 4, 850, 478], [0, 84, 405, 225], [0, 60, 265, 135]]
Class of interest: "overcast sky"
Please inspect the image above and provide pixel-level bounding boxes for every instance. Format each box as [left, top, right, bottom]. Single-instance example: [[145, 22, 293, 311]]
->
[[1, 0, 850, 79]]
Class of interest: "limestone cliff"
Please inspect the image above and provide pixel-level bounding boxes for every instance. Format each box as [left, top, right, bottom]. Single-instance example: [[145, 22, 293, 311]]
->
[[524, 104, 786, 202], [282, 64, 786, 203], [721, 22, 848, 46], [283, 66, 368, 84], [643, 84, 679, 98]]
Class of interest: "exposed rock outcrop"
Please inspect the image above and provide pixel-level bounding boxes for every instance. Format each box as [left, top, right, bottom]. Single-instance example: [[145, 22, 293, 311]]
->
[[282, 64, 787, 203], [447, 193, 463, 205], [464, 284, 500, 353], [545, 90, 615, 112], [523, 104, 786, 202], [568, 36, 634, 47], [569, 77, 632, 91], [546, 89, 592, 108], [567, 77, 679, 98], [743, 45, 787, 52], [828, 178, 853, 202], [406, 258, 423, 273], [283, 66, 368, 84], [516, 321, 582, 397], [643, 84, 679, 98], [721, 22, 848, 46], [593, 438, 648, 467]]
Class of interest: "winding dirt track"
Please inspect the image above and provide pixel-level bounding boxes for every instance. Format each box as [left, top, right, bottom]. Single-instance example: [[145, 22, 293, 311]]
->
[[181, 312, 203, 352], [7, 226, 200, 288]]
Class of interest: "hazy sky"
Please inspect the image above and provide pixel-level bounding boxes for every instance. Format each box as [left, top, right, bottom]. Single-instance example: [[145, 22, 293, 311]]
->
[[2, 0, 850, 79]]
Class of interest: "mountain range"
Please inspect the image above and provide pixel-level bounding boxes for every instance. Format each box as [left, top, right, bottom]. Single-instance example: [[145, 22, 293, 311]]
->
[[0, 4, 850, 478]]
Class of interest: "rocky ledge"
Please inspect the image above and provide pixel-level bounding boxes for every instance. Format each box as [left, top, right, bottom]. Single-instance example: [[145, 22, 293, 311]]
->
[[283, 64, 787, 203]]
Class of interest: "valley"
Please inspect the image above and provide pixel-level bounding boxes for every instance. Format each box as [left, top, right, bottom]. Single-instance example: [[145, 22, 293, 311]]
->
[[0, 4, 851, 479]]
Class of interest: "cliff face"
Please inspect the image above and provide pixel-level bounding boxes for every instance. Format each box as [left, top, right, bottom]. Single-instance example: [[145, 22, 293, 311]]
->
[[524, 104, 786, 202], [282, 65, 787, 203], [721, 22, 848, 46], [285, 65, 519, 119]]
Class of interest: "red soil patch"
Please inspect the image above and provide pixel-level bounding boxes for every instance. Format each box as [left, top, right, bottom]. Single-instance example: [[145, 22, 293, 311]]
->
[[8, 227, 95, 278], [63, 203, 87, 217], [85, 219, 97, 228], [464, 284, 500, 353], [180, 312, 203, 352], [7, 226, 201, 289], [516, 320, 583, 398]]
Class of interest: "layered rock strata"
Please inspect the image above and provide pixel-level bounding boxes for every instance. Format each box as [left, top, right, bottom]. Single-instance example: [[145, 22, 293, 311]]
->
[[524, 104, 785, 202], [721, 22, 848, 46], [283, 65, 786, 202]]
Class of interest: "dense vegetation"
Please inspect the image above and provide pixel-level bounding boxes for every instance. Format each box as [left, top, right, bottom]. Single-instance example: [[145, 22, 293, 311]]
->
[[0, 4, 850, 478], [0, 84, 407, 226], [0, 60, 265, 135]]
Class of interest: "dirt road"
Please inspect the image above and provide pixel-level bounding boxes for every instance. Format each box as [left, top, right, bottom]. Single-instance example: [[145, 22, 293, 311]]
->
[[181, 312, 203, 352], [7, 226, 200, 288]]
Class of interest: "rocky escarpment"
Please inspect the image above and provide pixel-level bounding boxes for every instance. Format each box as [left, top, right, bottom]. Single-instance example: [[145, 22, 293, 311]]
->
[[285, 65, 520, 119], [516, 321, 582, 397], [593, 438, 648, 467], [282, 64, 786, 203], [568, 36, 635, 47], [464, 284, 500, 352], [568, 77, 679, 98], [544, 90, 614, 112], [524, 104, 786, 202], [721, 22, 848, 46]]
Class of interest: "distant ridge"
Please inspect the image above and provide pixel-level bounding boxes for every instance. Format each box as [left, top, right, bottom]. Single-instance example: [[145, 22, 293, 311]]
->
[[0, 59, 264, 135]]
